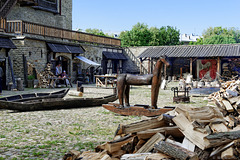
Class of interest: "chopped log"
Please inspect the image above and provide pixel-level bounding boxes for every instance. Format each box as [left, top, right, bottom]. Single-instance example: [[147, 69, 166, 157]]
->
[[105, 135, 135, 154], [154, 141, 198, 160], [136, 133, 165, 153], [209, 141, 235, 157], [111, 149, 126, 159], [221, 147, 237, 160], [225, 116, 236, 129], [205, 130, 240, 148], [182, 137, 195, 152], [146, 153, 172, 160], [175, 105, 224, 122], [134, 139, 146, 153], [121, 153, 172, 160], [173, 114, 210, 150], [228, 96, 240, 104], [210, 123, 229, 133], [78, 150, 111, 160], [194, 146, 210, 160], [62, 150, 81, 160], [137, 126, 183, 140], [120, 153, 151, 160], [115, 115, 169, 136], [121, 136, 138, 153], [214, 99, 228, 116], [222, 100, 235, 113]]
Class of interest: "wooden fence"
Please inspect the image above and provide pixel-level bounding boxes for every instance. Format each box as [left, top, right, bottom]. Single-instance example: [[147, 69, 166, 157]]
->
[[6, 20, 121, 46], [0, 18, 6, 31]]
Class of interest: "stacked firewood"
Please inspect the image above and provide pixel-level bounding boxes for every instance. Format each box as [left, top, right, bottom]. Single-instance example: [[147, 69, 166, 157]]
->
[[208, 80, 240, 116], [63, 80, 240, 160], [36, 63, 56, 88]]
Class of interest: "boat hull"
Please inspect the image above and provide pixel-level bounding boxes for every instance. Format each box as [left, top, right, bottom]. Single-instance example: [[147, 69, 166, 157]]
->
[[102, 103, 174, 117], [0, 94, 118, 111]]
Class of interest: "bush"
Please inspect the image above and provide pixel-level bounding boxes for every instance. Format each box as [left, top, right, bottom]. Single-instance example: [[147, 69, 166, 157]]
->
[[27, 75, 35, 80]]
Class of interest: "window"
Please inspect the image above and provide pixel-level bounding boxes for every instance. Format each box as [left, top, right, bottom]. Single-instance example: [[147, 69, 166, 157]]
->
[[33, 0, 58, 13]]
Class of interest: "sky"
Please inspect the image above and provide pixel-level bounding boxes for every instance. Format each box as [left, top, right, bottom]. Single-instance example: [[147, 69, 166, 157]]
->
[[72, 0, 240, 36]]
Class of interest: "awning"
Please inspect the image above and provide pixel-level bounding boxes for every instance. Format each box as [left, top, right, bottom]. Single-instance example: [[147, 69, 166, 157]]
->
[[47, 43, 84, 54], [102, 51, 127, 60], [0, 37, 17, 49], [76, 56, 101, 66]]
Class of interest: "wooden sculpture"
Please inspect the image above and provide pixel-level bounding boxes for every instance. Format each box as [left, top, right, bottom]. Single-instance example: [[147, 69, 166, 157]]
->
[[117, 56, 170, 109]]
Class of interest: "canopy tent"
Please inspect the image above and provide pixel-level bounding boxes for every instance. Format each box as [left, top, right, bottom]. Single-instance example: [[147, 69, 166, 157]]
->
[[75, 56, 100, 66]]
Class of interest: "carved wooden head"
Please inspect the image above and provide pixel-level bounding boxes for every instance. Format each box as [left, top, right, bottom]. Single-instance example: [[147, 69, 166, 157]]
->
[[159, 55, 170, 67]]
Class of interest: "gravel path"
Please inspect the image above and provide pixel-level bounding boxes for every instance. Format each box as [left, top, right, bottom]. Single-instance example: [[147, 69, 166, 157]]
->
[[0, 82, 208, 159]]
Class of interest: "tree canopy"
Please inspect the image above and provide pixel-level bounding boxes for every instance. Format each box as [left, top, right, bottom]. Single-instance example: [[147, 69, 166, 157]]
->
[[78, 28, 114, 38], [190, 27, 240, 45], [119, 22, 180, 47]]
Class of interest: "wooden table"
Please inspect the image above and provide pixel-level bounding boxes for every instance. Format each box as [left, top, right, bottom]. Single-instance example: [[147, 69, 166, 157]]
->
[[95, 75, 117, 88], [48, 77, 73, 88]]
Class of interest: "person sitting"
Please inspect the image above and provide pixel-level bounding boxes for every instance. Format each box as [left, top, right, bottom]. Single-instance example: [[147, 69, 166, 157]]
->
[[62, 70, 70, 86], [55, 64, 62, 77], [62, 70, 68, 78]]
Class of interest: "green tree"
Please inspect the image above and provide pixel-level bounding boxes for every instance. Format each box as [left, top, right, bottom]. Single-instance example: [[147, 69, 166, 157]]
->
[[189, 37, 203, 45], [80, 28, 114, 38], [84, 28, 106, 36], [202, 27, 239, 44], [119, 22, 180, 47]]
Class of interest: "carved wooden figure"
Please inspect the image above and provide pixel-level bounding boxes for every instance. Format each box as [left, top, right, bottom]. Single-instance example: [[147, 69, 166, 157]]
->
[[117, 56, 170, 109]]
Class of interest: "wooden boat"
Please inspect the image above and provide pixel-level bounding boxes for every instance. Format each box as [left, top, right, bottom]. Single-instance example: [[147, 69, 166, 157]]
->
[[102, 103, 175, 117], [0, 89, 69, 102], [0, 93, 118, 111]]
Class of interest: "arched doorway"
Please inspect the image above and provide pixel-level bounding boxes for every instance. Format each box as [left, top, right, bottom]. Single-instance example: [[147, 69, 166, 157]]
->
[[55, 56, 70, 76]]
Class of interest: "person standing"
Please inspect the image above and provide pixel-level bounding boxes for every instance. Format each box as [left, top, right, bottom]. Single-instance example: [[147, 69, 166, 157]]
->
[[0, 66, 3, 94]]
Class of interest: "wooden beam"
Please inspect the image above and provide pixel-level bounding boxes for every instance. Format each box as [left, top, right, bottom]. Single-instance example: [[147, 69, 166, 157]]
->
[[148, 58, 151, 74], [217, 57, 220, 80], [23, 54, 28, 87], [190, 58, 193, 75], [140, 58, 142, 75], [8, 54, 16, 89]]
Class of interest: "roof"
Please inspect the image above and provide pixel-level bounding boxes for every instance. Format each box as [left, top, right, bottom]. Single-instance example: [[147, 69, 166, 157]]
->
[[75, 56, 100, 66], [0, 37, 17, 49], [138, 44, 240, 58], [47, 43, 85, 54], [102, 51, 127, 60]]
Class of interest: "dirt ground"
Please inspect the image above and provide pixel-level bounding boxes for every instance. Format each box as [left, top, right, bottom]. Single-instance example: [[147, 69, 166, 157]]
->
[[0, 82, 210, 159]]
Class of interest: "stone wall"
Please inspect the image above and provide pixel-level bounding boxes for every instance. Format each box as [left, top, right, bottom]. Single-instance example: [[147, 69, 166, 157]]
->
[[9, 38, 48, 80], [7, 0, 72, 30], [127, 47, 149, 57]]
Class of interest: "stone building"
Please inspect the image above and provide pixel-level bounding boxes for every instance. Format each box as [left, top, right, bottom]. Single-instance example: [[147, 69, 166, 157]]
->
[[0, 0, 138, 89]]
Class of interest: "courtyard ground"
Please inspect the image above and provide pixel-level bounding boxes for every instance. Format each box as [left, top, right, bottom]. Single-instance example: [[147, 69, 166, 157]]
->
[[0, 82, 209, 159]]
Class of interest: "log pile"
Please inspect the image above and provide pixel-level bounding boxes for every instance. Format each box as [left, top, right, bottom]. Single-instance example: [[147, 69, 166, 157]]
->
[[36, 63, 56, 88], [63, 80, 240, 160]]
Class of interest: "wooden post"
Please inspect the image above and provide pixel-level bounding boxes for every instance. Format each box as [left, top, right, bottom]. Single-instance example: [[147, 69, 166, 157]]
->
[[8, 55, 16, 89], [140, 58, 142, 75], [23, 54, 28, 87], [148, 58, 151, 74], [190, 58, 193, 75], [164, 64, 167, 79], [217, 57, 220, 80], [180, 68, 183, 79]]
